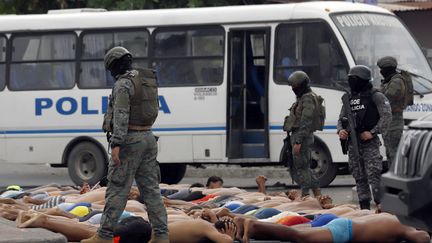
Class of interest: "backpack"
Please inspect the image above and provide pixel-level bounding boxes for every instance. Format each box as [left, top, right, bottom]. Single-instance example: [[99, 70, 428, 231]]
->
[[129, 68, 159, 126], [310, 93, 326, 131], [399, 70, 414, 107]]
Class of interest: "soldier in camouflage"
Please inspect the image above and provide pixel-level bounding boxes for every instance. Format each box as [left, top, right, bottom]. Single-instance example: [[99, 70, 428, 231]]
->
[[337, 65, 392, 211], [377, 56, 405, 169], [81, 47, 169, 243], [284, 71, 321, 198]]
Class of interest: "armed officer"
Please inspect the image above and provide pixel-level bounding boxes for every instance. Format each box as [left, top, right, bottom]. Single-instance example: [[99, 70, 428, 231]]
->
[[82, 47, 169, 243], [377, 56, 405, 169], [337, 65, 391, 211], [284, 71, 322, 198]]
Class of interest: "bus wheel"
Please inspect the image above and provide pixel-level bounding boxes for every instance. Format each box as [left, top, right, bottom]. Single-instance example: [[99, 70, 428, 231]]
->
[[310, 140, 337, 188], [67, 142, 107, 186], [159, 164, 186, 184]]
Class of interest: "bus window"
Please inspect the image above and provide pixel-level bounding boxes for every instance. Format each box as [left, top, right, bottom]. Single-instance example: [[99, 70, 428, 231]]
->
[[274, 22, 348, 89], [80, 30, 150, 89], [9, 33, 76, 91], [153, 26, 224, 86], [0, 36, 5, 91]]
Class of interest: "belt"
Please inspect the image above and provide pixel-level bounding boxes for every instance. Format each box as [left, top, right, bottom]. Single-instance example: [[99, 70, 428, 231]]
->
[[128, 125, 151, 131]]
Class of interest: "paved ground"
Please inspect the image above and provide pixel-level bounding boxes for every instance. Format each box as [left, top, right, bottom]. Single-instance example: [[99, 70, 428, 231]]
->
[[0, 163, 357, 243]]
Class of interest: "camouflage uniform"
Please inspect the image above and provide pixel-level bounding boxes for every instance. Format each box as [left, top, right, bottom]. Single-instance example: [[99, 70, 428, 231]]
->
[[378, 57, 405, 167], [98, 71, 168, 240], [338, 89, 392, 206], [286, 71, 320, 197]]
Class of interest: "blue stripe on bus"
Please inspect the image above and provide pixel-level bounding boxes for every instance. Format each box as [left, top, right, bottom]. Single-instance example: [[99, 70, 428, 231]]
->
[[0, 125, 337, 134], [269, 125, 337, 130], [0, 126, 227, 134]]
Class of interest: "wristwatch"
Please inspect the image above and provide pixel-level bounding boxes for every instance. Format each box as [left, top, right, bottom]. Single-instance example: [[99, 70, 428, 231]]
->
[[370, 129, 377, 136]]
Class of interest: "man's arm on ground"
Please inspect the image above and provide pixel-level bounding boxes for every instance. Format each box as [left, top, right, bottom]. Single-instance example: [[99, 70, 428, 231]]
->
[[204, 224, 234, 243]]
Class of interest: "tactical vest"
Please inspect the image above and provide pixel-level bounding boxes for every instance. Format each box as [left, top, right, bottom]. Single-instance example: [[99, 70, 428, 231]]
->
[[350, 89, 380, 133], [283, 91, 324, 132], [128, 68, 159, 127]]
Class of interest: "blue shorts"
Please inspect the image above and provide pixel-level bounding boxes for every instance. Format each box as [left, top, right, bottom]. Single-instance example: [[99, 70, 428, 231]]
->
[[322, 218, 353, 243], [310, 213, 339, 227]]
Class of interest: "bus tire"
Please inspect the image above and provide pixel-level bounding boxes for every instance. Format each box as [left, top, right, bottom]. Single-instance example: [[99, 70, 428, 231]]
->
[[67, 142, 107, 186], [310, 139, 337, 188], [159, 163, 186, 184]]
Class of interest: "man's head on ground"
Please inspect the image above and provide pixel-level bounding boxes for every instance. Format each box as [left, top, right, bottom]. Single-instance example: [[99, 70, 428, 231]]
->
[[114, 216, 152, 243], [128, 187, 140, 201], [190, 183, 205, 188], [206, 176, 224, 189]]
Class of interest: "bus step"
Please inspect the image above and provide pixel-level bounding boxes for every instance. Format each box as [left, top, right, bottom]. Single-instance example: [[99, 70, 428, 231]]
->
[[242, 130, 265, 144], [242, 143, 265, 158]]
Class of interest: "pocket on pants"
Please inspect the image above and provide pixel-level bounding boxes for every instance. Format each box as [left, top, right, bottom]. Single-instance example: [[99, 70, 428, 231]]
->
[[107, 161, 127, 185]]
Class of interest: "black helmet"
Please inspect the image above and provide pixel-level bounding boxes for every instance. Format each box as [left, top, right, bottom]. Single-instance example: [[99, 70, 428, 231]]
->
[[104, 46, 132, 70], [377, 56, 398, 69], [348, 65, 371, 81], [288, 71, 310, 87]]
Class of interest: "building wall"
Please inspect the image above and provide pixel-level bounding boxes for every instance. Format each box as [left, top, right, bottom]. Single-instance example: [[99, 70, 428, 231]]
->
[[396, 10, 432, 65]]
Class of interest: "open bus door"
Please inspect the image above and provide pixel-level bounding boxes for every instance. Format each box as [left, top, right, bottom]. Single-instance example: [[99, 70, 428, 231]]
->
[[227, 28, 270, 161]]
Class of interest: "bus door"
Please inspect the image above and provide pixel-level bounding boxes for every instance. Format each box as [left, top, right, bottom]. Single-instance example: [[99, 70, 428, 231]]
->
[[227, 28, 270, 160]]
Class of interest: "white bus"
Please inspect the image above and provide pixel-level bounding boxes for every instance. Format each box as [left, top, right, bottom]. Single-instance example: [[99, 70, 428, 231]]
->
[[0, 2, 431, 186]]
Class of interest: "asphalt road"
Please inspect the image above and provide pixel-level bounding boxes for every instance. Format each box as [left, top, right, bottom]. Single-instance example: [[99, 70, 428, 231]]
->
[[0, 163, 357, 205]]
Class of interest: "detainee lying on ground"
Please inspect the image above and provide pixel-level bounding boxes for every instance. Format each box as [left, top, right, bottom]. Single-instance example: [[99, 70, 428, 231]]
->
[[233, 212, 431, 243], [16, 210, 236, 243]]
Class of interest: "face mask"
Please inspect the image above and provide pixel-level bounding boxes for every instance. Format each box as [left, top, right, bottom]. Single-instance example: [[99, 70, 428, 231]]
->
[[380, 67, 396, 80], [109, 55, 132, 79], [292, 82, 308, 97], [348, 76, 368, 93]]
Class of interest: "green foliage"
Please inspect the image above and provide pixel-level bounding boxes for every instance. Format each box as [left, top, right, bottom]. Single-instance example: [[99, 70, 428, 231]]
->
[[0, 0, 266, 15]]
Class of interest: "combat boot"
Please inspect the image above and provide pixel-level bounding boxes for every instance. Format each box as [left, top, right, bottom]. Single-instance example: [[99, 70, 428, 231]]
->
[[312, 188, 322, 197], [359, 200, 371, 210], [149, 232, 170, 243], [80, 234, 111, 243], [149, 237, 170, 243]]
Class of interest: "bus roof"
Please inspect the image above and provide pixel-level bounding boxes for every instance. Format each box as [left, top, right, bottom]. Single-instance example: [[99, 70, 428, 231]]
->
[[0, 1, 391, 32]]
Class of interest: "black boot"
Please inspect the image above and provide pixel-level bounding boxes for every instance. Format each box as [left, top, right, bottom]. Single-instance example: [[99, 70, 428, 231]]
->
[[359, 200, 371, 210]]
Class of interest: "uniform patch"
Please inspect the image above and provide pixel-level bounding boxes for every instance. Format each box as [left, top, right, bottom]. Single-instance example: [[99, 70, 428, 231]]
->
[[116, 93, 129, 109]]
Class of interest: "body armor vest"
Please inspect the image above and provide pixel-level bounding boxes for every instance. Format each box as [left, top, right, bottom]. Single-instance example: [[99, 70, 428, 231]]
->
[[128, 68, 159, 127], [350, 89, 380, 133]]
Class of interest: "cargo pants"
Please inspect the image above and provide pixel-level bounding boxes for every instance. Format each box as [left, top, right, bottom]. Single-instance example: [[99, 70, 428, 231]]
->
[[290, 131, 319, 196], [98, 131, 168, 240], [348, 136, 383, 204]]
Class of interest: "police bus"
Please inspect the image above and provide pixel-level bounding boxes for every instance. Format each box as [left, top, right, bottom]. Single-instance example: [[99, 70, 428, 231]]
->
[[0, 2, 431, 186]]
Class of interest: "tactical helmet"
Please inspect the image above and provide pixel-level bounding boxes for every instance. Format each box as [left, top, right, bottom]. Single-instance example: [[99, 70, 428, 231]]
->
[[104, 46, 132, 70], [348, 65, 371, 81], [287, 71, 310, 87], [377, 56, 397, 69]]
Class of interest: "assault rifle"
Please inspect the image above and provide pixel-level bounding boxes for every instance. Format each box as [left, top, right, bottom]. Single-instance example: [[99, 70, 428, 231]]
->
[[341, 93, 360, 158], [283, 132, 294, 183]]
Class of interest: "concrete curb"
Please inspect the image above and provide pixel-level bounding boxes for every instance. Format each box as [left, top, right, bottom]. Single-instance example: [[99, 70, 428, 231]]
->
[[185, 165, 290, 178], [0, 217, 66, 243]]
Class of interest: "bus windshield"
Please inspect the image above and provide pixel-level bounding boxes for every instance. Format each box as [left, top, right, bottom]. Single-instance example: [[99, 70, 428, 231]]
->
[[332, 13, 432, 94]]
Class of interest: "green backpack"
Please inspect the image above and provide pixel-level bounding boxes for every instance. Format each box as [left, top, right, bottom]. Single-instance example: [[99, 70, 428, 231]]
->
[[310, 92, 326, 131], [399, 70, 414, 107]]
